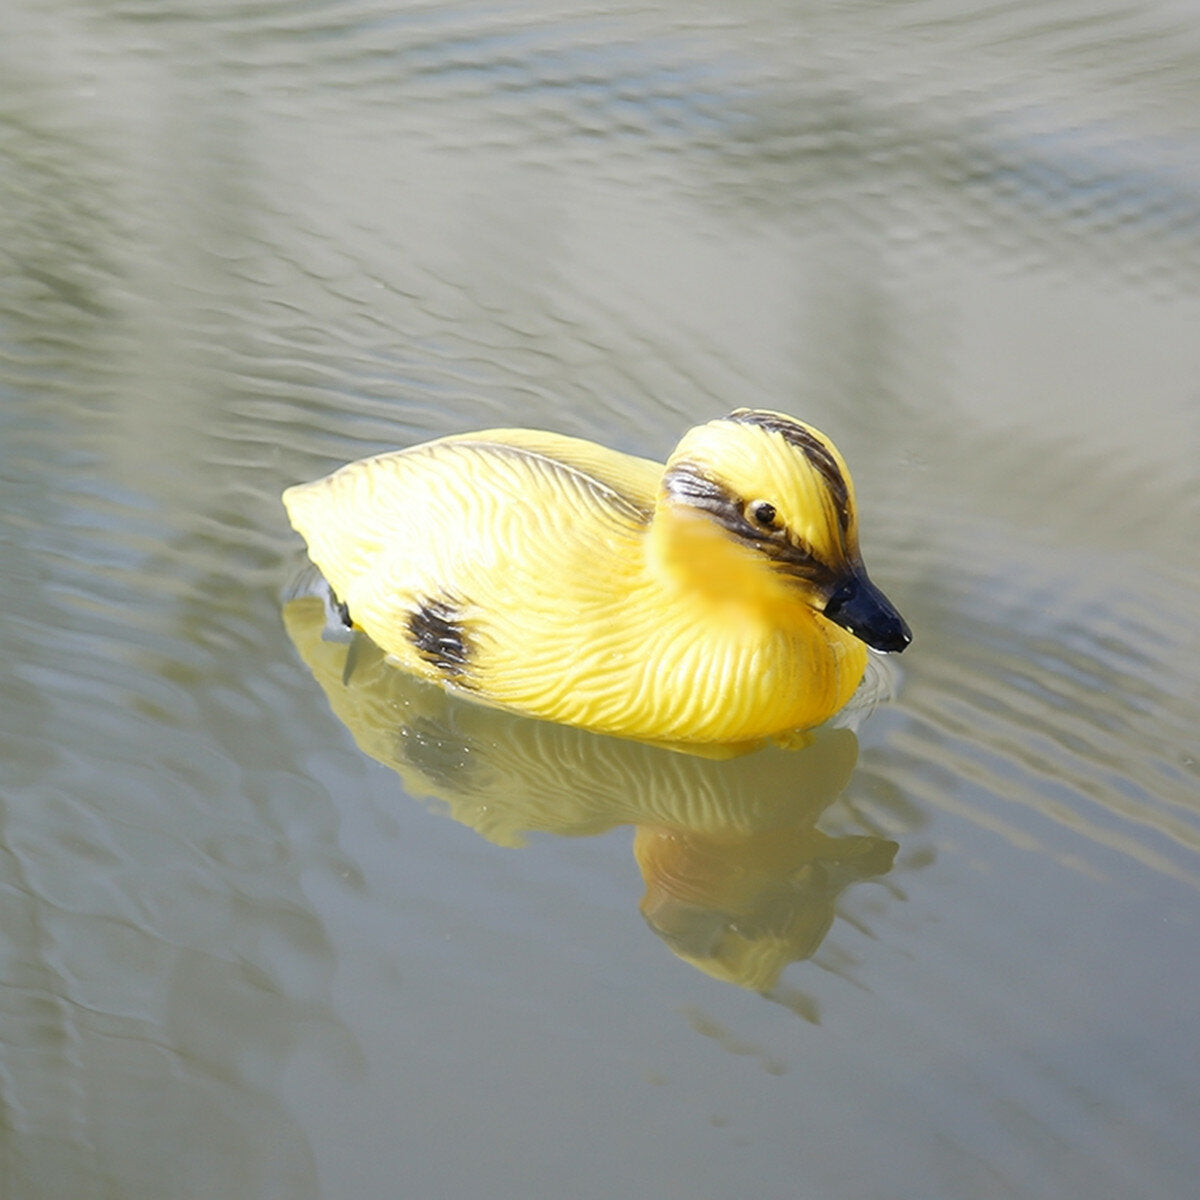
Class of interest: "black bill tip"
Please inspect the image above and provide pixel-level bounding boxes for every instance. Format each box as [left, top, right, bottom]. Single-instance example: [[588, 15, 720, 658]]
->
[[823, 570, 912, 653]]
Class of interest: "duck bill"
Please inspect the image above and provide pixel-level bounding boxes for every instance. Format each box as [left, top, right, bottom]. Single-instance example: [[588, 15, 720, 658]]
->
[[822, 568, 912, 652]]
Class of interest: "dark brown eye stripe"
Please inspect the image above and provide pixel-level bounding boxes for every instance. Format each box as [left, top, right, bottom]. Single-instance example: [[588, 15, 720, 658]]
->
[[662, 463, 835, 584], [728, 410, 851, 533], [661, 463, 734, 518]]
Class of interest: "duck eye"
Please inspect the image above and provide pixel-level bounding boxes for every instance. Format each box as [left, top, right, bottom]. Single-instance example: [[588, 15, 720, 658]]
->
[[748, 500, 779, 530]]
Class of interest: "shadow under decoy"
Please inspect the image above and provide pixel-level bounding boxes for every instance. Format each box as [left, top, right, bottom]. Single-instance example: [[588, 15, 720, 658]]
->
[[283, 591, 897, 994]]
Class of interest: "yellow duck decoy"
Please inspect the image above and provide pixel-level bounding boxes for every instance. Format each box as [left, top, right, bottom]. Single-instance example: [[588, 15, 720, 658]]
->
[[282, 408, 911, 745]]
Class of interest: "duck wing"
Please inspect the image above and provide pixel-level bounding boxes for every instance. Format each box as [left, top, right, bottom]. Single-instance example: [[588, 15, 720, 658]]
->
[[282, 429, 664, 677]]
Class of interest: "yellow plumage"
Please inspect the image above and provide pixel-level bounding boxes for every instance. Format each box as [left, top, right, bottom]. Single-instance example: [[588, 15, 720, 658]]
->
[[282, 409, 910, 745]]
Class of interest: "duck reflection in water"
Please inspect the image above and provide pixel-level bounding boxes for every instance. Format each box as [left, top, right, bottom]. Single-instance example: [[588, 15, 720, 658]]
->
[[283, 584, 897, 995]]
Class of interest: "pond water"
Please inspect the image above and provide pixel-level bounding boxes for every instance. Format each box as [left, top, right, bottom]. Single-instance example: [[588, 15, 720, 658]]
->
[[2, 1, 1199, 1197]]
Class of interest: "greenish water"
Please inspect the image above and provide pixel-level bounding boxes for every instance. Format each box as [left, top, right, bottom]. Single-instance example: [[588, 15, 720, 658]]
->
[[2, 2, 1199, 1198]]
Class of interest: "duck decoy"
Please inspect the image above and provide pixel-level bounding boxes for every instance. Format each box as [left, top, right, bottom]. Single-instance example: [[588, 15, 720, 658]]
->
[[282, 409, 910, 745]]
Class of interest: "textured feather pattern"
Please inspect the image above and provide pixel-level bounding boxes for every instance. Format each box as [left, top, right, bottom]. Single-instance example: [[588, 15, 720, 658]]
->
[[283, 420, 876, 744]]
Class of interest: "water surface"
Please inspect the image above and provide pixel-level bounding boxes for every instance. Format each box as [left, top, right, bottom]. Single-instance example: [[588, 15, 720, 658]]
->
[[2, 1, 1198, 1197]]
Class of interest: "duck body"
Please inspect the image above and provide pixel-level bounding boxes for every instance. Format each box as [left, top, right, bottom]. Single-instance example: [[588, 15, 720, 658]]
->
[[283, 410, 910, 745]]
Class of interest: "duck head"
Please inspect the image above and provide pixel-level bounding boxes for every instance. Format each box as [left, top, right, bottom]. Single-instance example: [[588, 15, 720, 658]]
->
[[655, 409, 911, 653]]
